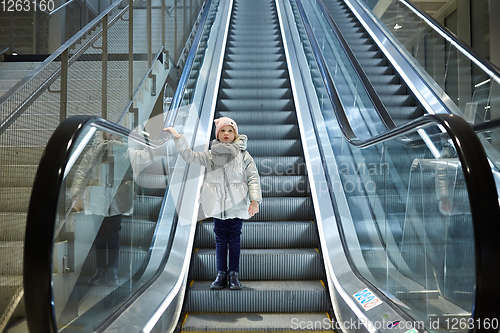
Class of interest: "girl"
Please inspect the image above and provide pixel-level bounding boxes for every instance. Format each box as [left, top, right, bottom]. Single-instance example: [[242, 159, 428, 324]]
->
[[163, 117, 262, 289]]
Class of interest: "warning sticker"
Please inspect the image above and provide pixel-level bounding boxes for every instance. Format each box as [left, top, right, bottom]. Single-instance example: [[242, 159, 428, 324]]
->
[[353, 288, 383, 311]]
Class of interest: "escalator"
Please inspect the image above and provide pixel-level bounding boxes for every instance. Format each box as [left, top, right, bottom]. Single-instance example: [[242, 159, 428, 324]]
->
[[290, 0, 500, 330], [322, 0, 425, 127], [21, 0, 500, 332], [181, 0, 332, 329]]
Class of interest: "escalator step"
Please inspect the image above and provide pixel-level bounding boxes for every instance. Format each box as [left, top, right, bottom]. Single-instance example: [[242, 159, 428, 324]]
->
[[181, 312, 333, 332], [194, 220, 319, 248], [133, 195, 162, 220], [185, 280, 328, 312], [224, 53, 284, 63], [260, 175, 309, 196], [220, 78, 289, 89], [252, 156, 307, 175], [247, 139, 302, 156], [120, 218, 156, 247], [227, 41, 282, 49], [239, 124, 300, 140], [218, 111, 295, 124], [227, 46, 281, 54], [217, 99, 294, 110], [191, 248, 323, 280], [221, 69, 287, 79], [249, 197, 314, 221], [219, 87, 291, 99], [231, 25, 279, 32]]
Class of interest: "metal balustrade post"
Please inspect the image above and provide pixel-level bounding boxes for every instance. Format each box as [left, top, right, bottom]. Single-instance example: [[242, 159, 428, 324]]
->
[[162, 0, 168, 69], [129, 0, 133, 101], [9, 13, 14, 53], [102, 14, 108, 119], [147, 0, 152, 69], [190, 0, 193, 35], [83, 0, 89, 27], [33, 9, 39, 54], [174, 0, 178, 63], [162, 0, 166, 48], [183, 0, 187, 53], [60, 49, 69, 122]]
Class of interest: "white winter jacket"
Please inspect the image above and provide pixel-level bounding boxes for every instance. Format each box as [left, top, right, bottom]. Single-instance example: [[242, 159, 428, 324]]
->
[[174, 134, 262, 220]]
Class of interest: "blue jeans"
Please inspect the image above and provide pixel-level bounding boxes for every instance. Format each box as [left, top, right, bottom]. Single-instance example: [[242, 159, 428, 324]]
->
[[214, 218, 243, 272]]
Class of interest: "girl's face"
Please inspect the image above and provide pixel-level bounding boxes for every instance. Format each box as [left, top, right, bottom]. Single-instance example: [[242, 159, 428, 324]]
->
[[218, 125, 236, 143]]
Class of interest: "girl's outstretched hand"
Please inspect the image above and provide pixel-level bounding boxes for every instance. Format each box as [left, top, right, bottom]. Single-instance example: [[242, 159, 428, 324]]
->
[[163, 127, 182, 139], [248, 200, 259, 218]]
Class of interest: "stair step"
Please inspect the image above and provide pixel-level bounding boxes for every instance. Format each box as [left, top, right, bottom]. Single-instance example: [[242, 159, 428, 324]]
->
[[0, 187, 31, 212], [0, 165, 38, 187], [0, 214, 27, 241], [0, 242, 24, 275]]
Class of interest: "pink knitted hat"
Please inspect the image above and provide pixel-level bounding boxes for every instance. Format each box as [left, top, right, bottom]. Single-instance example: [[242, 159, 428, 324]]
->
[[214, 117, 238, 139]]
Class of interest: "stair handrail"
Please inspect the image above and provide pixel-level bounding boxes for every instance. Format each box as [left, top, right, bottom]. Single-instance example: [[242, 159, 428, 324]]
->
[[397, 0, 500, 86], [296, 0, 500, 328], [0, 0, 127, 135], [168, 0, 184, 15], [43, 0, 77, 17], [0, 47, 11, 56], [32, 0, 76, 16], [0, 47, 11, 61]]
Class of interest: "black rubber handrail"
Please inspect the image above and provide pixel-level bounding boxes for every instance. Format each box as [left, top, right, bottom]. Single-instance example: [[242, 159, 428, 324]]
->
[[315, 0, 397, 131], [296, 0, 500, 330], [472, 117, 500, 134]]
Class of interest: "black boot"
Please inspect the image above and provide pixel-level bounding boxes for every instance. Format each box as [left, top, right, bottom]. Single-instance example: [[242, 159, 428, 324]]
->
[[210, 271, 227, 289], [228, 271, 242, 290], [107, 268, 119, 286], [88, 268, 106, 286]]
